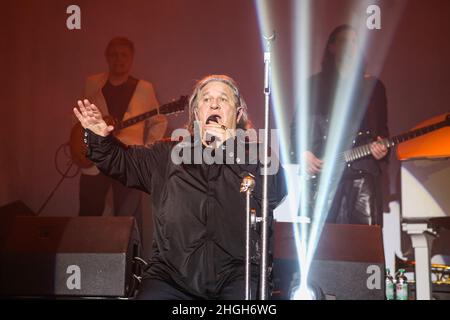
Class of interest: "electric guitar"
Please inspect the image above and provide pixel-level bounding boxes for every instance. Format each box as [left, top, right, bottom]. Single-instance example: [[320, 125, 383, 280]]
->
[[337, 113, 450, 166], [70, 95, 188, 168], [306, 113, 450, 204]]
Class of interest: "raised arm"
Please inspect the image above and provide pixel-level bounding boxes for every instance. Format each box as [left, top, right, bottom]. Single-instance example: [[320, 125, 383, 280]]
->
[[73, 99, 166, 193], [73, 99, 114, 137]]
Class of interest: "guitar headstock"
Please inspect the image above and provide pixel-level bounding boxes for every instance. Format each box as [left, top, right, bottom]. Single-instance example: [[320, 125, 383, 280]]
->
[[160, 95, 188, 116]]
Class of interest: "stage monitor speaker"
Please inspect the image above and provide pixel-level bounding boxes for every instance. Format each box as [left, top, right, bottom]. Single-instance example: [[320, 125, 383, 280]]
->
[[0, 200, 34, 216], [0, 200, 35, 249], [0, 216, 141, 298], [272, 222, 385, 300]]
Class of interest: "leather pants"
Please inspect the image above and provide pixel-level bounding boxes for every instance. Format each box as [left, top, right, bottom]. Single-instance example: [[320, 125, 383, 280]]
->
[[326, 174, 381, 226]]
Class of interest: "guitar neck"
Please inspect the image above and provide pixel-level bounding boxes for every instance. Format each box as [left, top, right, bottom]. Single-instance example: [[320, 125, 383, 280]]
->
[[114, 109, 158, 130], [112, 95, 187, 131], [341, 118, 448, 164], [390, 120, 447, 146]]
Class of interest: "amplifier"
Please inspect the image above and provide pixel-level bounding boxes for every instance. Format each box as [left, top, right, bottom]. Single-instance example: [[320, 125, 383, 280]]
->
[[0, 216, 141, 298], [272, 222, 386, 300]]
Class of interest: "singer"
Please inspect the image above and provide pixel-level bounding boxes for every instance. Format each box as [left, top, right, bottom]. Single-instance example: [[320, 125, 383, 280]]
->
[[73, 74, 287, 299]]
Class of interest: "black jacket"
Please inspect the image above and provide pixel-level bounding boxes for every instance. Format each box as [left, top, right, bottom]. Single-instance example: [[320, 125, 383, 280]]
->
[[290, 71, 389, 176], [86, 131, 287, 298]]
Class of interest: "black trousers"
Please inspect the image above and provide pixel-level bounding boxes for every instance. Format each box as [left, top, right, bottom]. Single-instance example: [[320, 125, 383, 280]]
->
[[326, 174, 382, 226], [78, 173, 143, 234], [136, 278, 259, 300]]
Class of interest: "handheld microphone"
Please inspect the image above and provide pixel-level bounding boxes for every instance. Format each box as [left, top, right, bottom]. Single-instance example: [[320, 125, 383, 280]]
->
[[205, 115, 221, 146]]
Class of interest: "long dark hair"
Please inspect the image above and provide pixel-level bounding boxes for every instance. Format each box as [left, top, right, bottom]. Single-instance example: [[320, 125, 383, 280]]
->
[[321, 24, 357, 74]]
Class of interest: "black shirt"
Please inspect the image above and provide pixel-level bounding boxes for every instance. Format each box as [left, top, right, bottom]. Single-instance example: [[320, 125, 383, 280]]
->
[[102, 76, 139, 120], [86, 131, 287, 298]]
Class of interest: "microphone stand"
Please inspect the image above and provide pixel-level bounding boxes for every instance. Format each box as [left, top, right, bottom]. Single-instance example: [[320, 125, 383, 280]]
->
[[259, 32, 275, 300], [240, 174, 256, 300]]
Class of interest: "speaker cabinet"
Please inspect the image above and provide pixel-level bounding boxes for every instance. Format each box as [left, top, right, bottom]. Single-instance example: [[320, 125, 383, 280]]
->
[[0, 216, 141, 298], [0, 200, 35, 248], [272, 223, 386, 300]]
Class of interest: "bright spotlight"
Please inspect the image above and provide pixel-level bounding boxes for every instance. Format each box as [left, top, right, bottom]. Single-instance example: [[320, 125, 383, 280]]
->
[[255, 0, 405, 301], [291, 284, 315, 300], [289, 278, 324, 300]]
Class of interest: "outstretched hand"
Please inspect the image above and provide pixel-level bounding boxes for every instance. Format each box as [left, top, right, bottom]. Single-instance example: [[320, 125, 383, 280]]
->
[[73, 99, 114, 137]]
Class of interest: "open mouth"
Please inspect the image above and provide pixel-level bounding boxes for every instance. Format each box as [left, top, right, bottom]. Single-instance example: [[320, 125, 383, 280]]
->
[[206, 114, 222, 124]]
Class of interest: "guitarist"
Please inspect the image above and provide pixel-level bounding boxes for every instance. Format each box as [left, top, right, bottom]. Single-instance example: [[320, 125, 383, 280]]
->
[[78, 37, 168, 234], [290, 25, 389, 226]]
